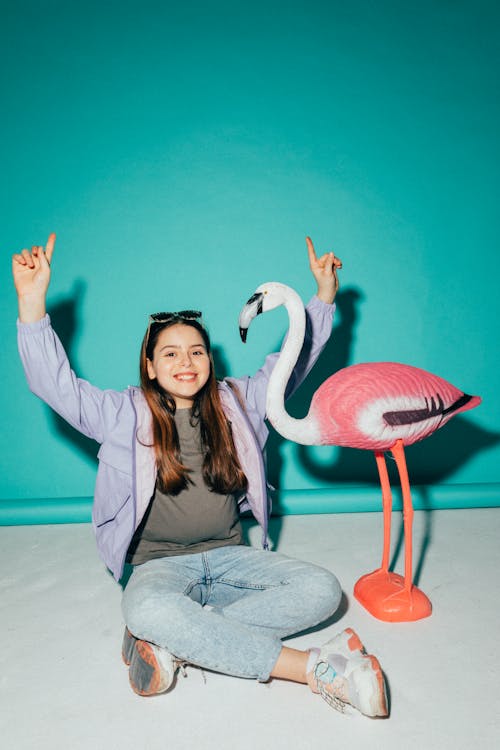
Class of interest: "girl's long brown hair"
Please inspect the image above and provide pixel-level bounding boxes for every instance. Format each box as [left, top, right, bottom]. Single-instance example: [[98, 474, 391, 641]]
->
[[139, 319, 248, 496]]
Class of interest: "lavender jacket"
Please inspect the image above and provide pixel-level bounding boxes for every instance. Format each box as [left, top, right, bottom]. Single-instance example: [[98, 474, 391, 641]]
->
[[17, 296, 334, 581]]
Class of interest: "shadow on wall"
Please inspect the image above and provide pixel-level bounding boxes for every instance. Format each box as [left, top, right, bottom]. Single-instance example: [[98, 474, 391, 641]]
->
[[212, 345, 231, 382], [296, 418, 500, 486], [47, 281, 99, 469]]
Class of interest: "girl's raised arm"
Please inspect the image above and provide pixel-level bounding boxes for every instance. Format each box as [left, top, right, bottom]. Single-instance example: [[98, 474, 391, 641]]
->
[[15, 232, 128, 445], [12, 232, 56, 323]]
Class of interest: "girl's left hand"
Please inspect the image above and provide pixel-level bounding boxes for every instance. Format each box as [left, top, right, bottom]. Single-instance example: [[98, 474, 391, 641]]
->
[[306, 236, 342, 304]]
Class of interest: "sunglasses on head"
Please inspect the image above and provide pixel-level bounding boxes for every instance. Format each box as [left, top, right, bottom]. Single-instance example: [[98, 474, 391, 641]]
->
[[145, 310, 203, 350], [149, 310, 202, 324]]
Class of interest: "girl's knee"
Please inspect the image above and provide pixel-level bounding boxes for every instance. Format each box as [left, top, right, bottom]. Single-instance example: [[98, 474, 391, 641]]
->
[[306, 566, 342, 618], [122, 589, 190, 639]]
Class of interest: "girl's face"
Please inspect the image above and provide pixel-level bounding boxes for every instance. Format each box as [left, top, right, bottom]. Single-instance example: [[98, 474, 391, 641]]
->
[[147, 323, 211, 408]]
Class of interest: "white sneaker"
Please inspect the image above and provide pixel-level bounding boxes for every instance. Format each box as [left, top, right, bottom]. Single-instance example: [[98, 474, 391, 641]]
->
[[308, 628, 388, 718]]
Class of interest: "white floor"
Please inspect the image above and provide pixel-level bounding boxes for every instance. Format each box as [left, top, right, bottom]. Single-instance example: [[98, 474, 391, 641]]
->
[[1, 508, 499, 750]]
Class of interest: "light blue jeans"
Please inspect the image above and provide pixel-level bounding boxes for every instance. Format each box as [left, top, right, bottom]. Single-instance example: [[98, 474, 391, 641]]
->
[[121, 544, 341, 681]]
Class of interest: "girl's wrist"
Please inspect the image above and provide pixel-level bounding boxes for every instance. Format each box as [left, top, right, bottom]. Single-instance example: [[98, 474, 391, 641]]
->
[[18, 294, 47, 323], [316, 287, 336, 305]]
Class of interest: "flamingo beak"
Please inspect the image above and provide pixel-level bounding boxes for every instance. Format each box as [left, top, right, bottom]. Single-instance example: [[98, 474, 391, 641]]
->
[[239, 292, 264, 342]]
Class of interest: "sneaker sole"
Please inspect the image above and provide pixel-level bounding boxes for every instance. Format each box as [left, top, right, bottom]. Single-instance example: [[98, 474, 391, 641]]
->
[[122, 628, 137, 666], [359, 654, 388, 718], [369, 655, 388, 717], [129, 640, 174, 697]]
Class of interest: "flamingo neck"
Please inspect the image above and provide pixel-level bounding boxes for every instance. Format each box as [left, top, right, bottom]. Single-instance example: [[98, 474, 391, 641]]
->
[[266, 292, 320, 445]]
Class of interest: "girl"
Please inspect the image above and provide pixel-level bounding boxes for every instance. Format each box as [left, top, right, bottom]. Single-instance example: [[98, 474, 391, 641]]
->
[[13, 234, 388, 718]]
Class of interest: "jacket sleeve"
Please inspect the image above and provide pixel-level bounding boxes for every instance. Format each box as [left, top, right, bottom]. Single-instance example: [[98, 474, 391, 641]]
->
[[231, 295, 335, 420], [17, 314, 127, 444]]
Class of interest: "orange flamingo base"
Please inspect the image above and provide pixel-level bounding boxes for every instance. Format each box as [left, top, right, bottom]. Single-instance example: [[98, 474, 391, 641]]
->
[[354, 569, 432, 622]]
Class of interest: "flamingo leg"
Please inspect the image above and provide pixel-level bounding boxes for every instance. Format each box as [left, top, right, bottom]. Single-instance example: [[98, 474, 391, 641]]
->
[[354, 439, 432, 622], [390, 439, 413, 592], [375, 451, 392, 572]]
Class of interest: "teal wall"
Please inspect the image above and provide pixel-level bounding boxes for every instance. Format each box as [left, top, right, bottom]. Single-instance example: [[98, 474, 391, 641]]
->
[[2, 0, 499, 516]]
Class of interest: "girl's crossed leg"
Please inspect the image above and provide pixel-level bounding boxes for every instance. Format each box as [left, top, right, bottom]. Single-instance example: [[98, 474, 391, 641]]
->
[[121, 546, 389, 718], [122, 545, 341, 680]]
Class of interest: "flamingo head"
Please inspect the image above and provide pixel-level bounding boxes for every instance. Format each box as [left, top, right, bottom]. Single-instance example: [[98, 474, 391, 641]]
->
[[239, 282, 294, 342]]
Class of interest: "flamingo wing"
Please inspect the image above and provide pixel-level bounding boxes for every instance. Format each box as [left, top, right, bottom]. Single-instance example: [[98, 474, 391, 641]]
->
[[383, 392, 475, 426]]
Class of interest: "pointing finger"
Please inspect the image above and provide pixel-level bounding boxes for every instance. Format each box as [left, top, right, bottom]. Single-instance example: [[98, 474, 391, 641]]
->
[[306, 236, 318, 265], [45, 232, 56, 264]]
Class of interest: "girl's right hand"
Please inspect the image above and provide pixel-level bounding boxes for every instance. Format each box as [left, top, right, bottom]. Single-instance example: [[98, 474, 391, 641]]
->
[[13, 233, 56, 322], [12, 232, 55, 297]]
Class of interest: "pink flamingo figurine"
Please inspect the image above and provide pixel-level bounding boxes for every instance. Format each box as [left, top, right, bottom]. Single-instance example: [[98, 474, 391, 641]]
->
[[239, 282, 481, 622]]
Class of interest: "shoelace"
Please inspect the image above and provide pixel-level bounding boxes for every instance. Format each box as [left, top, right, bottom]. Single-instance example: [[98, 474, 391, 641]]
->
[[314, 660, 351, 714], [317, 682, 348, 713], [174, 659, 208, 685], [175, 659, 189, 678]]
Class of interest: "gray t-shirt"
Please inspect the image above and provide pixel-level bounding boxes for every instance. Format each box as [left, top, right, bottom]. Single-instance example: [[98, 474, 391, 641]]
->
[[127, 408, 243, 565]]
